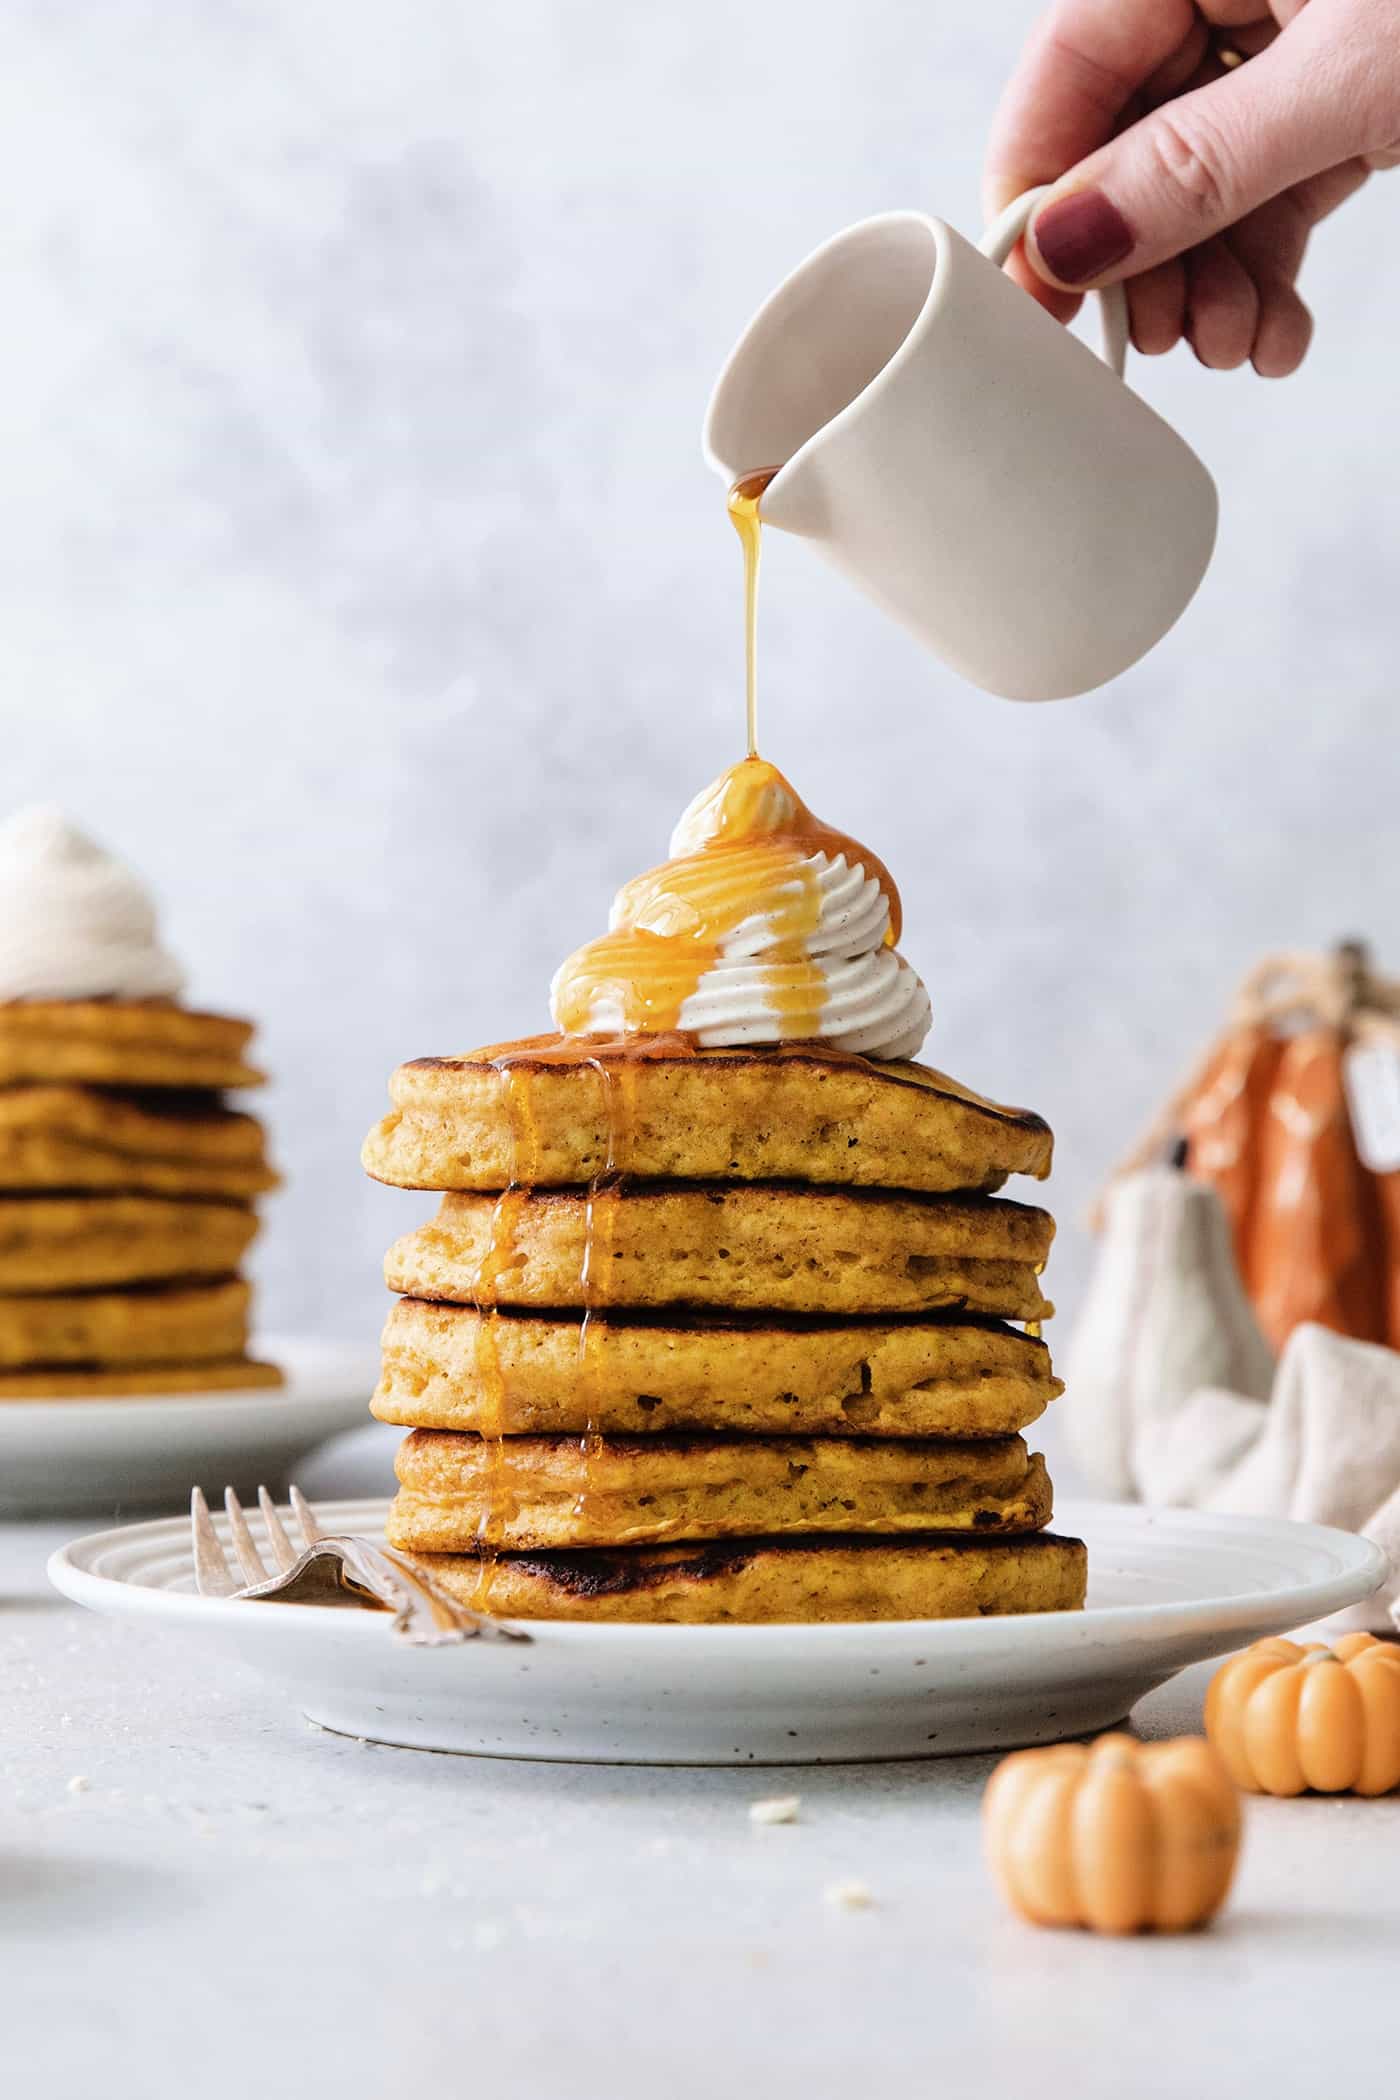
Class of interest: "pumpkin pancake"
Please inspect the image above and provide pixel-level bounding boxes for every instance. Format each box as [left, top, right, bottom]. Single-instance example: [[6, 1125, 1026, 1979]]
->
[[0, 1278, 251, 1368], [0, 1194, 258, 1293], [388, 1427, 1052, 1550], [0, 1356, 283, 1398], [363, 1037, 1052, 1194], [0, 1001, 262, 1089], [371, 1299, 1061, 1438], [0, 1085, 278, 1197], [385, 1184, 1054, 1321], [405, 1529, 1087, 1623]]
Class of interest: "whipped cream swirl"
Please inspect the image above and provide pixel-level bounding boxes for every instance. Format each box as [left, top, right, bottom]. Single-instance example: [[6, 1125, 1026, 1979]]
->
[[550, 760, 931, 1061], [0, 805, 187, 1003]]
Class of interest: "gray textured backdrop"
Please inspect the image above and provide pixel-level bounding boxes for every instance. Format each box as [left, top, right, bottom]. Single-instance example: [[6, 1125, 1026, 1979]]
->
[[5, 2, 1395, 1401]]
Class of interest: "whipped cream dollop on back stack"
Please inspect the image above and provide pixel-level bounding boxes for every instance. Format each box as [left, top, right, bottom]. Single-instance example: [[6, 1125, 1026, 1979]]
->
[[0, 805, 187, 1003], [551, 758, 931, 1061]]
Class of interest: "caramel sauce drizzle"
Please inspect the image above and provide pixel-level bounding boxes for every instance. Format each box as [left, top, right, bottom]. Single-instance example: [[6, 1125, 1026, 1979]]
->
[[1026, 1258, 1046, 1340], [552, 468, 900, 1046], [552, 756, 902, 1043], [455, 471, 933, 1584], [467, 1059, 542, 1610], [573, 1051, 636, 1532], [466, 1040, 649, 1600], [470, 1030, 884, 1074]]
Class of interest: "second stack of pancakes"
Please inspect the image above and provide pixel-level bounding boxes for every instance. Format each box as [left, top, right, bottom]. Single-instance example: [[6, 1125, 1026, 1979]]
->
[[0, 1001, 281, 1396], [365, 1040, 1083, 1621], [0, 806, 281, 1397]]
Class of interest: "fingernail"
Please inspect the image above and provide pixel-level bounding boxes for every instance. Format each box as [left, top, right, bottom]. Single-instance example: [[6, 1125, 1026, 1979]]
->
[[1030, 188, 1135, 287]]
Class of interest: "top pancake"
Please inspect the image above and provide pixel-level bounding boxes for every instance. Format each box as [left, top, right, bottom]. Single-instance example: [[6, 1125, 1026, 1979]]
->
[[0, 1002, 263, 1090], [363, 1036, 1052, 1194], [0, 1086, 279, 1198]]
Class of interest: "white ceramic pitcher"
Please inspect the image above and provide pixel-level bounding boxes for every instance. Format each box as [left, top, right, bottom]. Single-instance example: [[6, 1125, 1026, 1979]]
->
[[703, 189, 1218, 702]]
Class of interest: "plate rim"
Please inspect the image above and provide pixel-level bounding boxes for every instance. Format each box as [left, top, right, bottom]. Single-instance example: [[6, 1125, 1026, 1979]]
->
[[47, 1496, 1386, 1649], [0, 1332, 377, 1424]]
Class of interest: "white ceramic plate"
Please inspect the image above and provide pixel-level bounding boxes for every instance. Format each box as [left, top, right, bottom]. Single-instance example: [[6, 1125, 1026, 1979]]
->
[[2, 1338, 378, 1517], [48, 1498, 1383, 1764]]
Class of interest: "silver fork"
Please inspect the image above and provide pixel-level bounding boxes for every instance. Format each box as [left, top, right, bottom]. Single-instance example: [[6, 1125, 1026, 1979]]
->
[[190, 1484, 527, 1645]]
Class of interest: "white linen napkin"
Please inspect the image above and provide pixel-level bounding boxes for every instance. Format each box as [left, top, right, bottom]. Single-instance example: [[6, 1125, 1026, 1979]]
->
[[1065, 1166, 1400, 1633]]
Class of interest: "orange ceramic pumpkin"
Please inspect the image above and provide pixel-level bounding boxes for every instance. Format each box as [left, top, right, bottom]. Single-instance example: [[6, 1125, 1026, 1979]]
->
[[982, 1734, 1241, 1935], [1248, 1029, 1388, 1349], [1182, 1020, 1282, 1256], [1184, 1023, 1389, 1351], [1205, 1634, 1400, 1797]]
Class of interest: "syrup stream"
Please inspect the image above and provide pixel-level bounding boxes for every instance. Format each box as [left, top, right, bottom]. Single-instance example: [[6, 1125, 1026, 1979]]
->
[[727, 468, 780, 760]]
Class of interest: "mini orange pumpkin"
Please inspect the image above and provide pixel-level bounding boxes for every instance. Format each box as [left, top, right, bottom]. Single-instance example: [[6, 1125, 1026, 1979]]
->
[[1205, 1633, 1400, 1797], [982, 1733, 1241, 1935]]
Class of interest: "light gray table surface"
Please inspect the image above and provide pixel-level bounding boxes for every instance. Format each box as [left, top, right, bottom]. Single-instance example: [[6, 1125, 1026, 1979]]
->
[[6, 1439, 1398, 2100]]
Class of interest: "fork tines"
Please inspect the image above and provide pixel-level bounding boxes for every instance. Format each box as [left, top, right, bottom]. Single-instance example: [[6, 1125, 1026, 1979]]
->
[[191, 1484, 319, 1598]]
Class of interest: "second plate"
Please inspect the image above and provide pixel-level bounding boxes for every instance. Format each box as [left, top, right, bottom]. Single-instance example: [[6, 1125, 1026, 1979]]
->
[[1, 1336, 378, 1516]]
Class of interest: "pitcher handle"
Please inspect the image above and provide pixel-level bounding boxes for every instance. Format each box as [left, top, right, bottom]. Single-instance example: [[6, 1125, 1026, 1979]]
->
[[979, 186, 1129, 378]]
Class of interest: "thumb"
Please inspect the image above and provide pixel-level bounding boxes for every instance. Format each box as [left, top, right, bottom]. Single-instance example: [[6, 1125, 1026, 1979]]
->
[[1024, 22, 1368, 290]]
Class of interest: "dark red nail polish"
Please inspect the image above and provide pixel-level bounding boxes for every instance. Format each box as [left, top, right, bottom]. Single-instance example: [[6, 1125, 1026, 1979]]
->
[[1031, 189, 1135, 286]]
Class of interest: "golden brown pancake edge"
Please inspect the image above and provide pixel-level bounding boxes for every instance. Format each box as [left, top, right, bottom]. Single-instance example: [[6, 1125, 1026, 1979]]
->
[[371, 1297, 1061, 1437], [363, 1038, 1052, 1193], [405, 1527, 1087, 1623]]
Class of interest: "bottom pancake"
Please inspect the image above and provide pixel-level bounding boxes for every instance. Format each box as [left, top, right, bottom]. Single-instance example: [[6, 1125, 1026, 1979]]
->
[[0, 1356, 283, 1398], [405, 1530, 1088, 1624], [388, 1427, 1053, 1550]]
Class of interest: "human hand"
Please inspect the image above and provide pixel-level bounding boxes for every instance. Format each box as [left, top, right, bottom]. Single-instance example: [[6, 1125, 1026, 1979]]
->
[[984, 1, 1400, 375]]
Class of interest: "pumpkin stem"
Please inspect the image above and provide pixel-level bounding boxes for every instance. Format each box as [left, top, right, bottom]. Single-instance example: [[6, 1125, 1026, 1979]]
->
[[1335, 939, 1370, 1033]]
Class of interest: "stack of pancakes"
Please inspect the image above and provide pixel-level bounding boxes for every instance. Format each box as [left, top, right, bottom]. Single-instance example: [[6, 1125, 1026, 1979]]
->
[[365, 1039, 1085, 1622], [0, 1000, 281, 1396]]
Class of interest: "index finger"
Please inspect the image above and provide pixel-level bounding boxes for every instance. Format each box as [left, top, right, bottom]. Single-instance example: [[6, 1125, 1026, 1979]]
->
[[983, 0, 1208, 218]]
